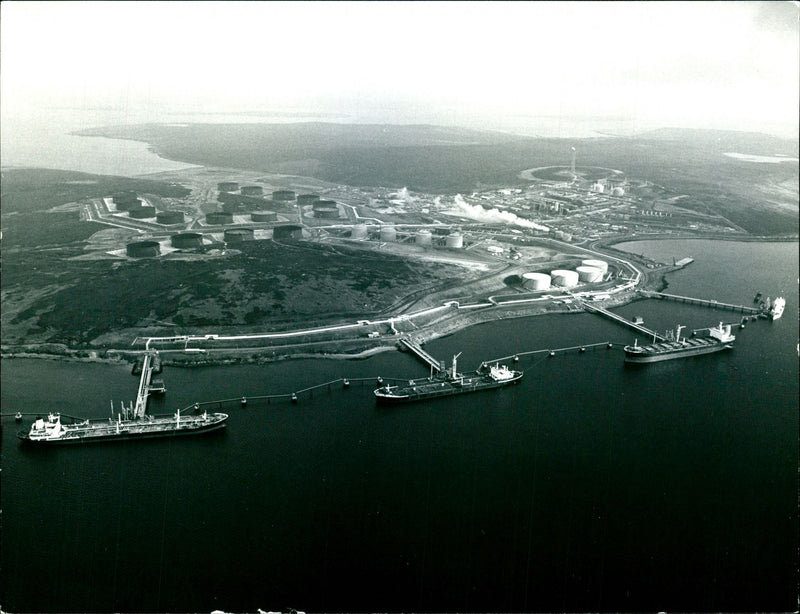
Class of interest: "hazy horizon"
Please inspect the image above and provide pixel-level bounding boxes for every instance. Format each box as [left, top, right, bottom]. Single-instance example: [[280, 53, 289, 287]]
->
[[2, 1, 798, 143]]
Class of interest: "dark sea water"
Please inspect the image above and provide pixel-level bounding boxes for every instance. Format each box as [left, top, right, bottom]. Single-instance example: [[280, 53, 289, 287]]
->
[[2, 240, 798, 613]]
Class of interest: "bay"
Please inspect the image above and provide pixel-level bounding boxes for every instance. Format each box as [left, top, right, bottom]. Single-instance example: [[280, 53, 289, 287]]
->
[[1, 240, 797, 612]]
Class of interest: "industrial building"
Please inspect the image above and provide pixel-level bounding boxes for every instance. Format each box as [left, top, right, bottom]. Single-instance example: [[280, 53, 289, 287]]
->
[[171, 233, 204, 249], [156, 211, 185, 225], [126, 240, 161, 258]]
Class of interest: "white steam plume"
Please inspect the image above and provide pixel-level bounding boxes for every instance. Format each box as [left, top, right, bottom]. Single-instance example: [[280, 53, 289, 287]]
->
[[451, 194, 549, 231]]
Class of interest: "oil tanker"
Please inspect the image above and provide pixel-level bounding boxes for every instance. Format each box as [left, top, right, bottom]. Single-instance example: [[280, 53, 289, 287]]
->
[[624, 322, 735, 364], [18, 409, 227, 445], [374, 353, 522, 404]]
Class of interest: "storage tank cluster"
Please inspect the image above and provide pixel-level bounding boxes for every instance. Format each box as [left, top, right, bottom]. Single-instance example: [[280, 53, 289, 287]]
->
[[171, 233, 204, 249], [272, 190, 296, 202], [224, 228, 254, 243], [218, 182, 239, 192], [522, 272, 551, 290], [550, 269, 580, 288], [206, 211, 234, 225], [126, 240, 161, 258], [240, 185, 263, 196], [128, 206, 157, 219], [251, 210, 278, 222], [156, 211, 185, 225]]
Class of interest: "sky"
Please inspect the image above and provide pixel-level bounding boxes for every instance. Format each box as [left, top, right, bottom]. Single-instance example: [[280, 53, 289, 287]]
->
[[1, 1, 798, 137]]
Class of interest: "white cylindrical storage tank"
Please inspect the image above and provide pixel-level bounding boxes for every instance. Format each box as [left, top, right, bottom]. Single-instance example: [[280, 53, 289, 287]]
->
[[551, 269, 579, 287], [445, 233, 463, 248], [581, 259, 608, 274], [522, 272, 551, 290], [576, 266, 603, 282], [380, 225, 396, 242], [415, 229, 432, 246], [351, 224, 368, 239]]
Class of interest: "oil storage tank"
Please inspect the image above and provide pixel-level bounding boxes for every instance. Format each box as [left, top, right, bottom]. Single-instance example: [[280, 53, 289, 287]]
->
[[171, 233, 204, 248], [415, 229, 432, 246], [351, 224, 368, 239], [217, 182, 239, 192], [581, 259, 608, 274], [156, 211, 185, 225], [273, 225, 303, 240], [380, 225, 396, 242], [551, 269, 579, 288], [576, 266, 603, 283], [126, 240, 160, 258], [240, 185, 263, 196], [129, 206, 157, 219], [313, 200, 339, 219], [297, 194, 320, 206], [251, 210, 278, 222], [445, 233, 464, 248], [206, 212, 234, 225], [224, 228, 254, 243], [272, 190, 296, 202], [522, 272, 551, 290]]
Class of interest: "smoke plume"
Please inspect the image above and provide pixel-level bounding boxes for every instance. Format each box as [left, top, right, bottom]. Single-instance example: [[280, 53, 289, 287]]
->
[[451, 194, 549, 231]]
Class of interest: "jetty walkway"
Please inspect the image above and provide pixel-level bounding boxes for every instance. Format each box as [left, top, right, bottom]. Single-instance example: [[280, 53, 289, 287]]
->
[[399, 338, 444, 372], [638, 290, 762, 315], [581, 301, 667, 342]]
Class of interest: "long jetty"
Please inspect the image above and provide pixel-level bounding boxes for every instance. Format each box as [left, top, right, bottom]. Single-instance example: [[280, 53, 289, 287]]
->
[[638, 290, 762, 315], [399, 338, 444, 372], [581, 301, 667, 342], [133, 350, 159, 418]]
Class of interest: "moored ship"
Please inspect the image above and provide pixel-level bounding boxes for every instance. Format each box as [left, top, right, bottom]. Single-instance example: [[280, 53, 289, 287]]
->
[[374, 353, 522, 404], [768, 296, 785, 321], [624, 322, 735, 364], [18, 409, 228, 444]]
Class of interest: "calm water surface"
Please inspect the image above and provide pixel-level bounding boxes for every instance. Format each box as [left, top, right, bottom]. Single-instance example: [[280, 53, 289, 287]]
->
[[2, 240, 797, 612]]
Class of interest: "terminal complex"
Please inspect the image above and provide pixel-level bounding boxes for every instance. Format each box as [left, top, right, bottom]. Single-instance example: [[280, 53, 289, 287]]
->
[[72, 159, 749, 358]]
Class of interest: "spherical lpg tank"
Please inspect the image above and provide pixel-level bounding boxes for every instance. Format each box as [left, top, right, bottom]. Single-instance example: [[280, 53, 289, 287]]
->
[[240, 185, 263, 196], [251, 210, 278, 222], [551, 269, 579, 287], [380, 225, 397, 242], [156, 211, 185, 225], [128, 206, 157, 219], [445, 233, 464, 248], [415, 229, 432, 246], [351, 224, 368, 239], [581, 259, 608, 274], [576, 266, 603, 282], [171, 233, 204, 249], [522, 272, 551, 290], [126, 240, 161, 258], [272, 190, 296, 202], [206, 212, 234, 225], [224, 228, 254, 243]]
